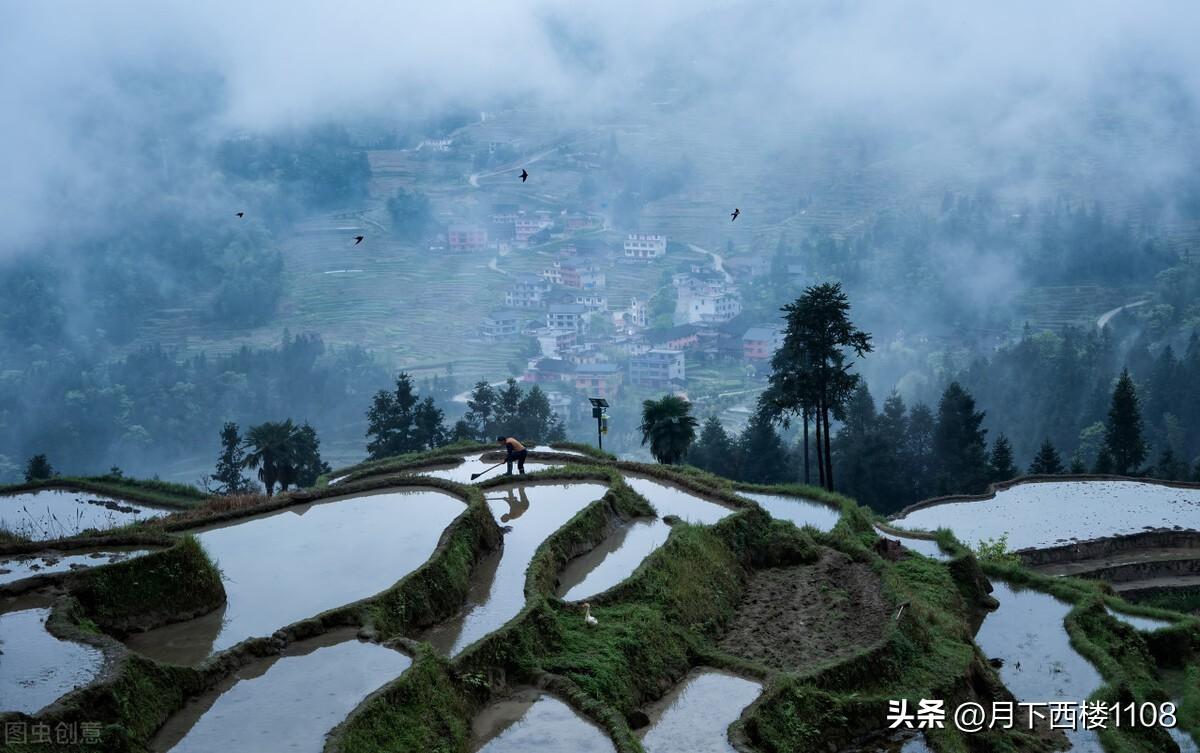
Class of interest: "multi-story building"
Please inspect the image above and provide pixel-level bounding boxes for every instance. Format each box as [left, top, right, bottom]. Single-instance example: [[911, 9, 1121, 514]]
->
[[448, 226, 488, 252], [515, 215, 552, 244], [624, 296, 649, 329], [546, 303, 589, 332], [629, 349, 686, 389], [674, 277, 742, 325], [535, 328, 577, 359], [742, 326, 786, 360], [574, 362, 623, 399], [481, 311, 520, 340], [525, 357, 576, 385], [574, 292, 608, 312], [624, 233, 667, 260], [561, 262, 606, 290], [647, 324, 701, 350], [506, 275, 552, 309]]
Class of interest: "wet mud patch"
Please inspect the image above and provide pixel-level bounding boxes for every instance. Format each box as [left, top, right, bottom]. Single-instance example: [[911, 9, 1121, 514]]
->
[[718, 548, 889, 671]]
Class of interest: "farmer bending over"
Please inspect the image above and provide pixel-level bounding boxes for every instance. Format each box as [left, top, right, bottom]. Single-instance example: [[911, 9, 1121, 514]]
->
[[497, 436, 527, 475]]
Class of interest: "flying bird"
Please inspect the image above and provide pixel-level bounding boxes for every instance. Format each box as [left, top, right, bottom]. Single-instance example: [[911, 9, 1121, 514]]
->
[[354, 235, 364, 245], [520, 168, 529, 183], [235, 212, 244, 218], [730, 208, 740, 221]]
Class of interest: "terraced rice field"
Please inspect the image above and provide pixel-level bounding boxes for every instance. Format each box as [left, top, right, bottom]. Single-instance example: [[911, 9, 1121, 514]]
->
[[5, 453, 1196, 753]]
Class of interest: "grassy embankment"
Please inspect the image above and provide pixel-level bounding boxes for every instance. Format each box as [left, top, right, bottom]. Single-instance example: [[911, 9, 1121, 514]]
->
[[0, 475, 206, 510]]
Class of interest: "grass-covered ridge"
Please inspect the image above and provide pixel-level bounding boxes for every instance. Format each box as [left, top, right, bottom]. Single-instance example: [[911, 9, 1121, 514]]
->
[[68, 535, 225, 632], [0, 474, 206, 510]]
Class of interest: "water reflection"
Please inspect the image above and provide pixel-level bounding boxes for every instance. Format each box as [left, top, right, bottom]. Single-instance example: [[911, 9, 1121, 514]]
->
[[740, 491, 840, 532], [556, 476, 733, 601], [126, 488, 462, 664], [1, 489, 168, 541], [975, 581, 1104, 752], [639, 669, 762, 753], [151, 630, 409, 753], [472, 689, 615, 753], [422, 482, 607, 655], [0, 547, 155, 585], [893, 480, 1200, 550], [0, 605, 104, 714]]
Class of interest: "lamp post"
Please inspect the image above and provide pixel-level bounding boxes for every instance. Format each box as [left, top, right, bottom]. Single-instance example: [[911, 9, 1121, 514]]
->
[[589, 397, 609, 450]]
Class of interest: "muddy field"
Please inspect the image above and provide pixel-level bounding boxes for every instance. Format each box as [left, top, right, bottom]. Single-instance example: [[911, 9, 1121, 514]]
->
[[719, 549, 889, 671]]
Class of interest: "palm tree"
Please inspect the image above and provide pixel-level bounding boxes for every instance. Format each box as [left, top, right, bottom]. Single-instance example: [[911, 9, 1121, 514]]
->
[[242, 420, 300, 496], [639, 395, 698, 465]]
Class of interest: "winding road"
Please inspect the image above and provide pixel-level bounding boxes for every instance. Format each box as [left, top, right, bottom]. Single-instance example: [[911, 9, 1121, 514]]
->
[[1096, 299, 1149, 330]]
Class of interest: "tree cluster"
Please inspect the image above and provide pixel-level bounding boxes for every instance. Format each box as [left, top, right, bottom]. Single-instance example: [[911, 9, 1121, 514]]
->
[[215, 419, 329, 497], [457, 379, 566, 445]]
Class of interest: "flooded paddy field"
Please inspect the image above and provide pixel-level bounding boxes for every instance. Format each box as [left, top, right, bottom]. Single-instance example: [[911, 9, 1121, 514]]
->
[[556, 475, 733, 601], [638, 668, 762, 753], [975, 581, 1105, 752], [0, 598, 103, 714], [471, 688, 615, 753], [873, 527, 950, 561], [150, 629, 409, 753], [0, 547, 155, 586], [414, 453, 562, 484], [892, 480, 1200, 550], [422, 482, 607, 655], [1, 488, 169, 541], [739, 490, 841, 531], [125, 488, 463, 664]]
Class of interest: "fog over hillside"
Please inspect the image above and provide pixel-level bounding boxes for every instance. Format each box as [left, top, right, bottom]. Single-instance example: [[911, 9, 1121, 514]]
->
[[2, 0, 1200, 486], [5, 0, 1200, 241]]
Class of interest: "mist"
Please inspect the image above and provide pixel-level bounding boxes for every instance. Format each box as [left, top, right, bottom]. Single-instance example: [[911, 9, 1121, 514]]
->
[[3, 0, 1200, 481]]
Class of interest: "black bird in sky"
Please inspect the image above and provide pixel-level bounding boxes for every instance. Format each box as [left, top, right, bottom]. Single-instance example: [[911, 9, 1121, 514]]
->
[[730, 208, 740, 221], [520, 168, 529, 183], [354, 235, 364, 245], [235, 212, 244, 218]]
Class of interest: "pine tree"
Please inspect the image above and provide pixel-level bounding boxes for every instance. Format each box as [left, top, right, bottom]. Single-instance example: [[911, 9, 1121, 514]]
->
[[988, 434, 1019, 481], [494, 378, 524, 437], [517, 385, 553, 442], [932, 382, 990, 495], [213, 422, 251, 494], [292, 422, 330, 488], [737, 410, 793, 484], [905, 403, 937, 501], [1093, 447, 1114, 475], [23, 454, 55, 482], [365, 372, 421, 459], [1154, 447, 1189, 481], [1029, 439, 1064, 475], [1104, 369, 1147, 475], [762, 282, 872, 490], [464, 381, 499, 440], [689, 416, 737, 478], [546, 415, 567, 443], [413, 397, 448, 451], [1069, 453, 1086, 474]]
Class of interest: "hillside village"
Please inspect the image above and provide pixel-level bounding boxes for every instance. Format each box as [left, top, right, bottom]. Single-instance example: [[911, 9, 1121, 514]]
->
[[438, 191, 786, 425]]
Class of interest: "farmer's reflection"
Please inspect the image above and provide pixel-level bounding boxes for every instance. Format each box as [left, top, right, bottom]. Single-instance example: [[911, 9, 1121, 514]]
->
[[499, 487, 530, 523]]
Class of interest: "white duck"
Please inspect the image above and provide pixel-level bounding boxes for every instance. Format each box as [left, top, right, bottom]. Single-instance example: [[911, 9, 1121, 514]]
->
[[583, 602, 599, 627]]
